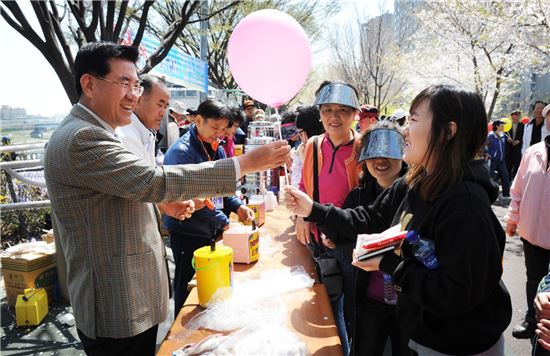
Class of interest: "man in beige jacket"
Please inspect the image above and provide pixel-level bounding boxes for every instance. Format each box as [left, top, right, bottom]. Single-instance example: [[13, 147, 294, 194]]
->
[[44, 41, 289, 355]]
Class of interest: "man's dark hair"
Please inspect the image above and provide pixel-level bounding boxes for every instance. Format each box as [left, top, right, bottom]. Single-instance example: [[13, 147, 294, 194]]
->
[[296, 105, 324, 138], [139, 74, 167, 96], [227, 107, 245, 127], [533, 100, 547, 109], [196, 99, 230, 121], [74, 42, 139, 97]]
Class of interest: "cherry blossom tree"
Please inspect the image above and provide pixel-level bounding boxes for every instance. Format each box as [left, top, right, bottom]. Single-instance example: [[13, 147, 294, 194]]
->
[[408, 0, 547, 119]]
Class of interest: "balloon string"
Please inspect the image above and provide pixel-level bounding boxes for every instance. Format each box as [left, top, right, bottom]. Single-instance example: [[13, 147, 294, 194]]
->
[[275, 106, 290, 188]]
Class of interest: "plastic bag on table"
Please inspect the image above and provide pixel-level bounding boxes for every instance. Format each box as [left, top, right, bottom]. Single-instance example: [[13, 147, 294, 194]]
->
[[257, 233, 280, 257], [177, 266, 314, 337], [174, 325, 307, 356]]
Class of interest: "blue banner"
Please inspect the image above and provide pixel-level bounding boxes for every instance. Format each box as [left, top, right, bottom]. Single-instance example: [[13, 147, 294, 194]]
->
[[122, 29, 208, 93]]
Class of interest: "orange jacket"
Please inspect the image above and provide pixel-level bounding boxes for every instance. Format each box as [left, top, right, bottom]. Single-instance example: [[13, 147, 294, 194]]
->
[[301, 131, 362, 199]]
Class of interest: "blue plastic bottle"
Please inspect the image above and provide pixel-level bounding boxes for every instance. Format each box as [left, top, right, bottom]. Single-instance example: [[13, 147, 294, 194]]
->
[[405, 230, 440, 270]]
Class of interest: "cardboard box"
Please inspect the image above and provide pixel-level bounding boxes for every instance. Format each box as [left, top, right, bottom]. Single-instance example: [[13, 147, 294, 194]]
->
[[241, 200, 265, 227], [2, 252, 57, 306], [41, 230, 54, 244], [223, 223, 260, 264]]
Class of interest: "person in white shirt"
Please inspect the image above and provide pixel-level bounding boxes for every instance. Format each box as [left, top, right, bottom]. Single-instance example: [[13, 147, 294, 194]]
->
[[118, 74, 194, 220], [118, 75, 168, 164], [522, 101, 549, 155]]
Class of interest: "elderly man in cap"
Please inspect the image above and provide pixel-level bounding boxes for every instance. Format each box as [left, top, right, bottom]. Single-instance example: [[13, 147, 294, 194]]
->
[[296, 80, 362, 355], [357, 104, 379, 133], [505, 109, 525, 179], [237, 99, 256, 144], [170, 101, 188, 126]]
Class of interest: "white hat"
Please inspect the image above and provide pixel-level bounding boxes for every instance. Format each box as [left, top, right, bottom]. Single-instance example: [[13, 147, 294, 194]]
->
[[170, 101, 188, 115], [543, 104, 550, 118], [390, 108, 408, 120]]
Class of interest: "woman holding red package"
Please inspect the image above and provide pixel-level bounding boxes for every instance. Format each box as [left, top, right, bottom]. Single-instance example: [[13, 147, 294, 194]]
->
[[330, 120, 408, 355], [285, 85, 512, 355]]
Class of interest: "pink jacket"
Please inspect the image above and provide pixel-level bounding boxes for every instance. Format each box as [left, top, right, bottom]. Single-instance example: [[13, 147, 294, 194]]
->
[[505, 141, 550, 249]]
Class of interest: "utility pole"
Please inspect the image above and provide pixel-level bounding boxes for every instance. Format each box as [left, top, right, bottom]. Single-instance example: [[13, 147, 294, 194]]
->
[[199, 0, 209, 103]]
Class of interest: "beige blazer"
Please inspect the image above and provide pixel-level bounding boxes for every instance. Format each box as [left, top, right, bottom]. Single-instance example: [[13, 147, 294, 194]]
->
[[44, 105, 237, 339]]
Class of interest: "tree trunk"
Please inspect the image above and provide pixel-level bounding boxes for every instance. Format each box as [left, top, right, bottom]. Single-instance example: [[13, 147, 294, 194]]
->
[[45, 56, 78, 104], [487, 70, 503, 120]]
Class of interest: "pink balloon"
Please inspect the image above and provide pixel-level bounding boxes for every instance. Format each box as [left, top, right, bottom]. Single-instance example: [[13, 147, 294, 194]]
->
[[228, 9, 311, 108]]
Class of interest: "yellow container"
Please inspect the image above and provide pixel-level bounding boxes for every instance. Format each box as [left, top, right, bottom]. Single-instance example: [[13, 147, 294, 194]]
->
[[193, 245, 233, 307], [234, 144, 244, 156], [16, 288, 48, 327]]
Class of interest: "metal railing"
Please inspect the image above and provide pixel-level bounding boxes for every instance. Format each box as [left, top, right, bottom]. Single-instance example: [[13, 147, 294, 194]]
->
[[1, 142, 49, 210], [0, 142, 46, 161]]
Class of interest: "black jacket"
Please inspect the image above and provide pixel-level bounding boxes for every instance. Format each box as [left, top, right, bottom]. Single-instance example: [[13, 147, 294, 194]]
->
[[338, 178, 391, 311], [505, 122, 525, 157], [308, 160, 512, 355]]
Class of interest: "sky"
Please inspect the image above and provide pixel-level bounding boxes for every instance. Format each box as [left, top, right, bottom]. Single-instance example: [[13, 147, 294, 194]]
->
[[0, 1, 393, 117]]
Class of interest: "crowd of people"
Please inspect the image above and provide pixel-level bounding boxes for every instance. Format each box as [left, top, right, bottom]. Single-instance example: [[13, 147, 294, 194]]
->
[[484, 101, 550, 206], [43, 41, 549, 356], [283, 81, 549, 356]]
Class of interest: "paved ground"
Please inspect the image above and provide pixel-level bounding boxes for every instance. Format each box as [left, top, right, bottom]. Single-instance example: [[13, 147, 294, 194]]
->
[[0, 239, 178, 356], [0, 203, 536, 355]]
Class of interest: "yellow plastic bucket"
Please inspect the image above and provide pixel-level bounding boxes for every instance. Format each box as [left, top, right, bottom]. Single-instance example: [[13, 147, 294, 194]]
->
[[193, 245, 233, 307]]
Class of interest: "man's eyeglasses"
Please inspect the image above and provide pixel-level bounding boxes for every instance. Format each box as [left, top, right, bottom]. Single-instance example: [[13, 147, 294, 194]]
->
[[95, 76, 144, 96]]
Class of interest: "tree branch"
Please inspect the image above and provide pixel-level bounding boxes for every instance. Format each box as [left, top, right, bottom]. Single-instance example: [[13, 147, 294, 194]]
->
[[48, 3, 74, 70], [132, 0, 154, 47], [105, 0, 115, 40], [187, 0, 239, 24], [0, 2, 46, 51], [113, 0, 128, 41], [98, 1, 106, 40]]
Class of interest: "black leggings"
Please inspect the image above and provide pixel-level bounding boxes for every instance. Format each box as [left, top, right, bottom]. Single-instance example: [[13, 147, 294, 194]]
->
[[352, 297, 411, 356], [522, 238, 550, 324]]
